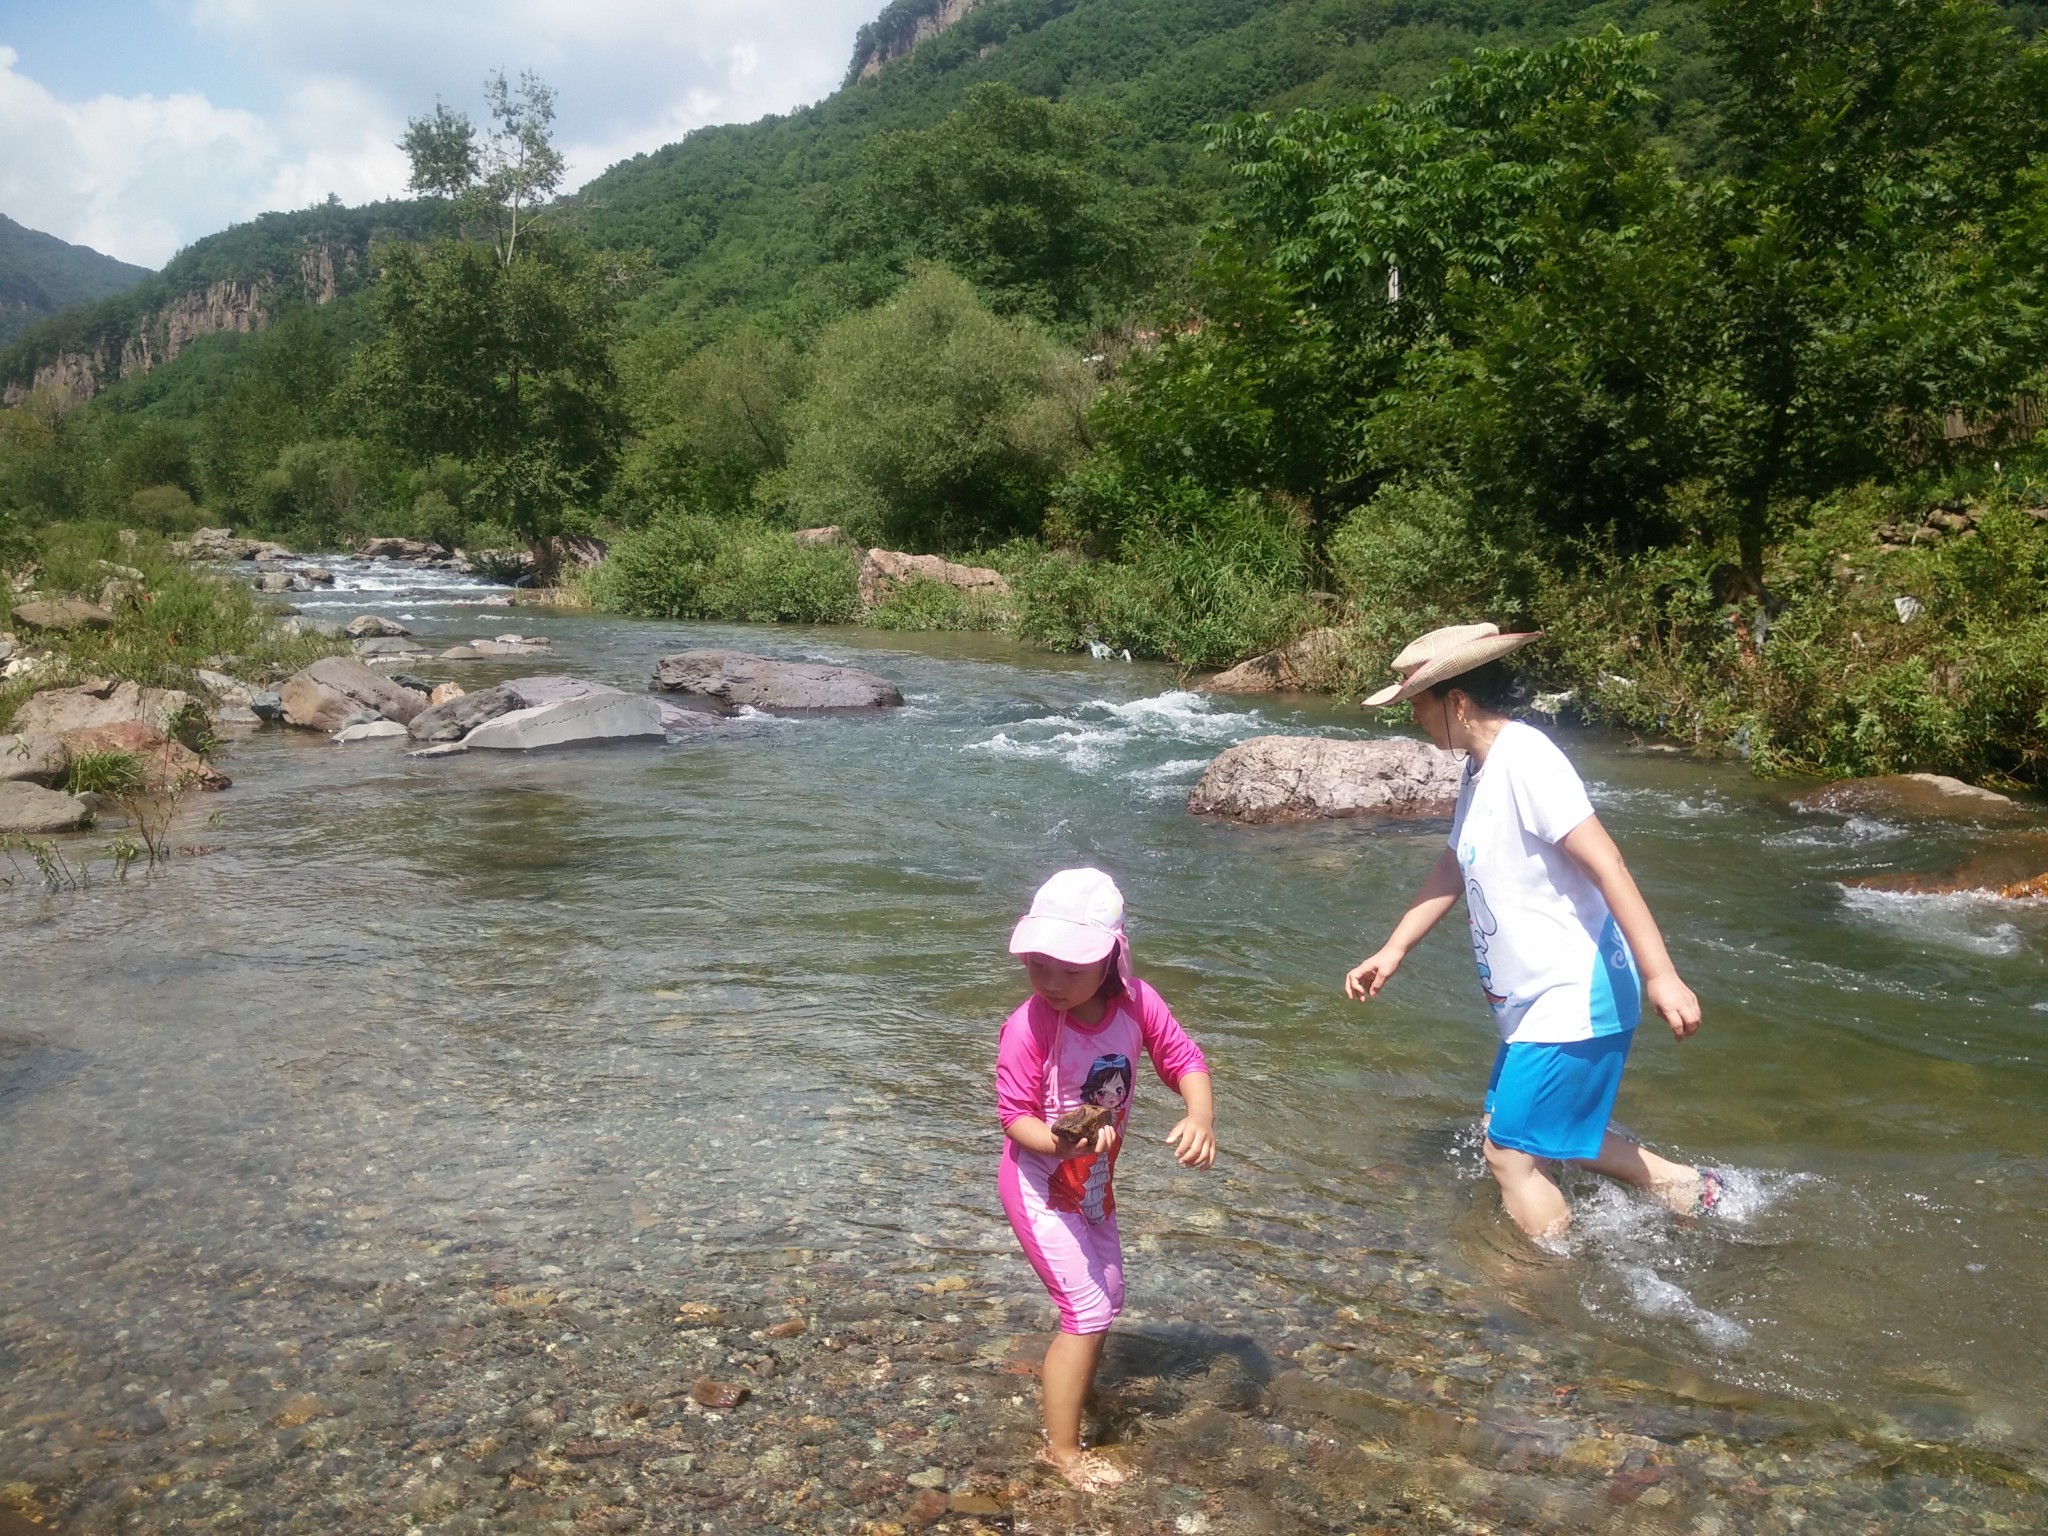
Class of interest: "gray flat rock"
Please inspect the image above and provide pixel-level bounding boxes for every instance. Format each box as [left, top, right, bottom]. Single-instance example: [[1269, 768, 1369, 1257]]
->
[[650, 649, 902, 713], [459, 694, 666, 752], [0, 781, 91, 834]]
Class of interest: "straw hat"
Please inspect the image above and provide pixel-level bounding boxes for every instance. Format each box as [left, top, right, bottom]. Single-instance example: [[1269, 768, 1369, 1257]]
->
[[1361, 622, 1542, 708]]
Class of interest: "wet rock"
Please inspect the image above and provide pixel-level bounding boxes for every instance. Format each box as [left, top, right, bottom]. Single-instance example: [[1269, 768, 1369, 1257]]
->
[[561, 1439, 624, 1460], [0, 780, 91, 833], [651, 649, 903, 713], [406, 686, 517, 744], [946, 1492, 1006, 1515], [903, 1487, 949, 1524], [300, 566, 334, 585], [359, 536, 446, 561], [254, 572, 294, 593], [766, 1318, 808, 1339], [353, 636, 429, 660], [280, 657, 428, 731], [456, 693, 666, 752], [1202, 628, 1351, 694], [11, 599, 115, 633], [1, 730, 68, 785], [344, 615, 412, 638], [461, 635, 552, 656], [1790, 773, 2021, 821], [250, 690, 283, 722], [12, 679, 198, 737], [1188, 734, 1463, 822], [906, 1467, 947, 1489], [334, 720, 410, 743], [691, 1378, 748, 1409], [857, 549, 1010, 609]]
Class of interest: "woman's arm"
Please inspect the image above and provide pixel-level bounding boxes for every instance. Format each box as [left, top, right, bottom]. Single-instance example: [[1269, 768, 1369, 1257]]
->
[[1558, 814, 1701, 1040], [1344, 845, 1464, 1001]]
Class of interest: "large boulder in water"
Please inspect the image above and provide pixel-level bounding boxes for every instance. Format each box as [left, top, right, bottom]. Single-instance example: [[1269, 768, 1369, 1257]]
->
[[1188, 734, 1463, 823], [650, 649, 902, 713], [279, 656, 427, 731], [458, 693, 666, 751], [0, 781, 92, 834]]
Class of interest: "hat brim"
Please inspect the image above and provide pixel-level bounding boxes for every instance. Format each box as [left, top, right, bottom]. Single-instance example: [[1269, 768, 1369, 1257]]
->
[[1360, 631, 1542, 708], [1009, 914, 1119, 966]]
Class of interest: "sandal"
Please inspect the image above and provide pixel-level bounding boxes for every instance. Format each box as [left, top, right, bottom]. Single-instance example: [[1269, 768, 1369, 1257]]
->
[[1694, 1168, 1725, 1215], [1036, 1446, 1127, 1493]]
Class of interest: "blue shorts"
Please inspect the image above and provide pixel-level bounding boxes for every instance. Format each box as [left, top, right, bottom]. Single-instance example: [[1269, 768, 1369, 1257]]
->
[[1484, 1030, 1634, 1162]]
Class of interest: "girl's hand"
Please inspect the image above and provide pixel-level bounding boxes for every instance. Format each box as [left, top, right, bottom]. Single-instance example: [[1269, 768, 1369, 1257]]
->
[[1646, 971, 1701, 1040], [1054, 1124, 1117, 1160], [1165, 1116, 1216, 1169], [1345, 946, 1404, 1000]]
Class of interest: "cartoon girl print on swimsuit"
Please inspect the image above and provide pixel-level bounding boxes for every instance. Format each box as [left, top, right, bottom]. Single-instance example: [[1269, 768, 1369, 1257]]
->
[[1050, 1054, 1132, 1222]]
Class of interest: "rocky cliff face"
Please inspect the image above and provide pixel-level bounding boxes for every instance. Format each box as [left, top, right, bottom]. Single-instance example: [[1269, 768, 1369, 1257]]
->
[[2, 242, 358, 408], [849, 0, 988, 81]]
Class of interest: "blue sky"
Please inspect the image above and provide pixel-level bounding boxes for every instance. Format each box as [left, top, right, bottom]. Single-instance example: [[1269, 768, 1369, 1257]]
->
[[0, 0, 884, 268]]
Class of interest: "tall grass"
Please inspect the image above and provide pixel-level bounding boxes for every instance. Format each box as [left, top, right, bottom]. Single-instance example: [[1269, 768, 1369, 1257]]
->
[[585, 512, 860, 624]]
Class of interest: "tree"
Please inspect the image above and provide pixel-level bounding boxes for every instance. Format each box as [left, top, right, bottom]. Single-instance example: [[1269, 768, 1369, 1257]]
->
[[356, 73, 621, 541]]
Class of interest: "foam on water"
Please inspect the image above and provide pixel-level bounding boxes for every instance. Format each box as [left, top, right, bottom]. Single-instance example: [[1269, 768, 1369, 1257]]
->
[[963, 690, 1266, 774], [1766, 814, 1906, 848], [1836, 886, 2029, 956]]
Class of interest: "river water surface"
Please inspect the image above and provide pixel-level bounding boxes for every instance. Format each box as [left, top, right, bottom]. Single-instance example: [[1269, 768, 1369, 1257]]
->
[[4, 565, 2046, 1534]]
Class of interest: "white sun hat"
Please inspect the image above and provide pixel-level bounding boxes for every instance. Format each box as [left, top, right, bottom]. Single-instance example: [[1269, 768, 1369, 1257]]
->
[[1361, 622, 1543, 708]]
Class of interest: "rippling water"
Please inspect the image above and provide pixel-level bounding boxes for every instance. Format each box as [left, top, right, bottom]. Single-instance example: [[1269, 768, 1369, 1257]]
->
[[4, 559, 2046, 1532]]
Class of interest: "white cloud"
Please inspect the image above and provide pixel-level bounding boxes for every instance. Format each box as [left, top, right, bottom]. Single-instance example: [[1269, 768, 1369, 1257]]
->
[[5, 0, 884, 266]]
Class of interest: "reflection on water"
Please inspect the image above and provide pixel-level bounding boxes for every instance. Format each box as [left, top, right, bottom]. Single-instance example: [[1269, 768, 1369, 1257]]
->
[[4, 593, 2047, 1531]]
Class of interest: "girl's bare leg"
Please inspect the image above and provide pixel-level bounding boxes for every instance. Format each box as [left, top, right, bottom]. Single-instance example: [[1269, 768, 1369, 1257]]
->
[[1573, 1129, 1702, 1213], [1040, 1330, 1109, 1461], [1483, 1138, 1572, 1240]]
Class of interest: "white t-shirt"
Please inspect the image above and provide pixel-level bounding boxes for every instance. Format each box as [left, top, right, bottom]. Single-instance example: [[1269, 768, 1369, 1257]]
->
[[1447, 721, 1640, 1044]]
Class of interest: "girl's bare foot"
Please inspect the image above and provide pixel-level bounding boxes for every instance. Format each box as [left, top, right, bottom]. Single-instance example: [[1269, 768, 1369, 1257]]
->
[[1036, 1445, 1126, 1492]]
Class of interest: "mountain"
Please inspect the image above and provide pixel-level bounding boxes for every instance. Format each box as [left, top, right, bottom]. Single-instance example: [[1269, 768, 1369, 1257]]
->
[[0, 213, 152, 348]]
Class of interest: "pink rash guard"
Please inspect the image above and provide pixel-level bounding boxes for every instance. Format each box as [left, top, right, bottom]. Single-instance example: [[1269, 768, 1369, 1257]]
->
[[996, 979, 1207, 1334]]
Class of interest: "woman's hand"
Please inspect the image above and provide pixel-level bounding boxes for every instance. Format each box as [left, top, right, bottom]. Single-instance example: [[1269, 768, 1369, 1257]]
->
[[1345, 946, 1405, 1001], [1645, 971, 1701, 1040], [1165, 1115, 1215, 1169]]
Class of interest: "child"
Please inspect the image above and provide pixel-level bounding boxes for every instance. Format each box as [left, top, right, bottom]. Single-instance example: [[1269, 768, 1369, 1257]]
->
[[997, 867, 1216, 1491], [1343, 624, 1716, 1242]]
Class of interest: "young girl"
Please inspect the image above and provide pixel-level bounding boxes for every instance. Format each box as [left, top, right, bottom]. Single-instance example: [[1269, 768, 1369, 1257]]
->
[[1344, 624, 1715, 1242], [997, 867, 1216, 1491]]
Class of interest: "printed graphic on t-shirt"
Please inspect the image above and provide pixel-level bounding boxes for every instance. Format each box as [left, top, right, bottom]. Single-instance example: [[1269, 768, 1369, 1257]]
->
[[1049, 1053, 1131, 1221]]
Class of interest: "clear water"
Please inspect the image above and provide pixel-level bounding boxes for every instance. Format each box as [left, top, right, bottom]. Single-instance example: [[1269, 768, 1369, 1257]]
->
[[4, 560, 2045, 1531]]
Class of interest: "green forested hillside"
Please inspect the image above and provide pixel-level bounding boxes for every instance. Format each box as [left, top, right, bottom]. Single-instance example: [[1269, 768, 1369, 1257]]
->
[[0, 213, 151, 348]]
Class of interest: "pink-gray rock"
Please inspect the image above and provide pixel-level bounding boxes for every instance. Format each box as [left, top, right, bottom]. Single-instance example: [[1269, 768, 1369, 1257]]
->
[[1790, 773, 2021, 821], [11, 599, 115, 634], [1187, 734, 1464, 823], [2, 731, 68, 786], [279, 656, 428, 731], [11, 679, 197, 736], [345, 614, 413, 638], [650, 650, 903, 712], [0, 781, 91, 834], [857, 548, 1010, 609], [1202, 628, 1351, 694]]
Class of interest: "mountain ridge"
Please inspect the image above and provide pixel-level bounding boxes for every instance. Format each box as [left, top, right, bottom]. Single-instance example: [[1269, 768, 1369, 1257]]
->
[[0, 212, 152, 349]]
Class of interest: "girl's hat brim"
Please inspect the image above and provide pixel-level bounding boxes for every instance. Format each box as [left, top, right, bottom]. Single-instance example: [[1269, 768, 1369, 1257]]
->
[[1009, 914, 1119, 966], [1361, 630, 1542, 707]]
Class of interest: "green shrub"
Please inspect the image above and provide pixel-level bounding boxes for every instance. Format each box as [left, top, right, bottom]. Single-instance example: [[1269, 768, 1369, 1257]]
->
[[128, 485, 207, 534], [64, 749, 144, 797], [587, 512, 860, 624], [864, 576, 1010, 632]]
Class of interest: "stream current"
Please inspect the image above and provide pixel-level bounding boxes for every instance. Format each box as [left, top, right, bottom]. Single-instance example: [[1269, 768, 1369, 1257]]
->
[[3, 558, 2046, 1533]]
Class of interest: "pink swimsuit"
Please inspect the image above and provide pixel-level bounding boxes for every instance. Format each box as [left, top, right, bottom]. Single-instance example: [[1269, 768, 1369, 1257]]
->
[[996, 980, 1208, 1334]]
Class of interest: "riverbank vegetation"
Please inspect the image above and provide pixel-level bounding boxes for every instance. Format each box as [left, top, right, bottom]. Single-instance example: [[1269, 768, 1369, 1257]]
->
[[3, 2, 2046, 784]]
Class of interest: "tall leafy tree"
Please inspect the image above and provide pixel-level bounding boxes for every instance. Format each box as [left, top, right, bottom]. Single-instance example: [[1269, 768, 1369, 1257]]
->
[[355, 73, 622, 541]]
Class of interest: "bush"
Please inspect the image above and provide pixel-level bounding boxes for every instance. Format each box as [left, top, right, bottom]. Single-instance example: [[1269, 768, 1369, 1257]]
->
[[586, 511, 860, 624], [128, 485, 207, 534], [1012, 495, 1318, 669], [864, 576, 1010, 631]]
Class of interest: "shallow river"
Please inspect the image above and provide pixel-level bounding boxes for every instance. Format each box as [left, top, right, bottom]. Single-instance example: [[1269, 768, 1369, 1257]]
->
[[4, 561, 2046, 1534]]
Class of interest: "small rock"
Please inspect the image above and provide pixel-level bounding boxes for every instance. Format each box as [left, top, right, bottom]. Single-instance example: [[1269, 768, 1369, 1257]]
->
[[691, 1379, 747, 1409], [427, 682, 466, 707], [334, 720, 410, 743], [345, 614, 413, 638], [906, 1467, 947, 1489], [903, 1488, 949, 1525], [254, 572, 294, 593], [11, 599, 115, 634], [766, 1317, 808, 1339], [560, 1439, 623, 1461], [947, 1493, 1005, 1515], [299, 566, 334, 585], [250, 691, 284, 722]]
